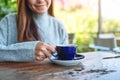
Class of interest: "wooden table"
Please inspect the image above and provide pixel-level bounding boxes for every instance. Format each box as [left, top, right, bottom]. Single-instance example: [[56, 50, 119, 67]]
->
[[0, 51, 120, 80]]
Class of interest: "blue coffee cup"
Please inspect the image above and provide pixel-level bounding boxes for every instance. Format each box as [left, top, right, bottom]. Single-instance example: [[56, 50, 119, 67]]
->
[[56, 45, 77, 60]]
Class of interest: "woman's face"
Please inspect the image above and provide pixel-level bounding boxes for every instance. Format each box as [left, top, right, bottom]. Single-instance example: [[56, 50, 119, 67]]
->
[[27, 0, 51, 14]]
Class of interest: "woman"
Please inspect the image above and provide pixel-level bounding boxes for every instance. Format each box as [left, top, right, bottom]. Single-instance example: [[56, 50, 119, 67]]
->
[[0, 0, 68, 62]]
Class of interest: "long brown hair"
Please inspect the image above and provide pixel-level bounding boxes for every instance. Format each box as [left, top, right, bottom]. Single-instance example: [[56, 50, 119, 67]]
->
[[17, 0, 40, 42]]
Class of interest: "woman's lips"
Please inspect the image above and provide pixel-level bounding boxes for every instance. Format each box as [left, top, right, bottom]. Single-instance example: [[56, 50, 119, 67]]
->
[[35, 5, 46, 9], [35, 4, 46, 7]]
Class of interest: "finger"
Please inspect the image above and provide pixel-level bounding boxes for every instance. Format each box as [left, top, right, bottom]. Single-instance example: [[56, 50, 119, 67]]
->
[[40, 47, 52, 58], [48, 43, 56, 49], [35, 50, 46, 61], [36, 42, 56, 57], [35, 56, 44, 61], [46, 43, 56, 53], [36, 42, 56, 53], [36, 51, 47, 59]]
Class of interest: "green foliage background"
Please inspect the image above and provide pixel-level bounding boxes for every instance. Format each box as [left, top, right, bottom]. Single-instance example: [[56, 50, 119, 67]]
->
[[0, 0, 17, 20], [54, 3, 120, 52], [0, 0, 120, 52]]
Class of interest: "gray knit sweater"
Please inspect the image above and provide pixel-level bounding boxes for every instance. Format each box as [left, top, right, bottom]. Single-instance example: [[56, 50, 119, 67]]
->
[[0, 13, 68, 62]]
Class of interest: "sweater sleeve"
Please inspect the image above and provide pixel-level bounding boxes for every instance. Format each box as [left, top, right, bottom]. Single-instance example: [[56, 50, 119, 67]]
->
[[0, 41, 39, 62], [0, 15, 38, 62]]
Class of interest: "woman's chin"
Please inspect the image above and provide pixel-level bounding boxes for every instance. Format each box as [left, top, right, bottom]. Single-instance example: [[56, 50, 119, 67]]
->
[[35, 10, 47, 14]]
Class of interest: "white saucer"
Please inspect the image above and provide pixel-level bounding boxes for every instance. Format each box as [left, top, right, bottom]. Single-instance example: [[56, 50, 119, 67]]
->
[[49, 54, 85, 66]]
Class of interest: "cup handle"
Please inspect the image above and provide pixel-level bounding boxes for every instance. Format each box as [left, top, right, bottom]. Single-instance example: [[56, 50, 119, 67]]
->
[[52, 52, 58, 57]]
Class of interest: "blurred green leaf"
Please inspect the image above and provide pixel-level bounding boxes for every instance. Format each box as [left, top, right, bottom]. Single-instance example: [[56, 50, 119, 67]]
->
[[0, 0, 17, 20]]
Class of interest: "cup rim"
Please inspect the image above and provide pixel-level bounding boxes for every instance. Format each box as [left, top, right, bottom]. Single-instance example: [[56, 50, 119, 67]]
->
[[56, 44, 77, 47]]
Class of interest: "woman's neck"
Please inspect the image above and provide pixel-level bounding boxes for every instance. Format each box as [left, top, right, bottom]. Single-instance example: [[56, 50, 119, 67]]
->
[[32, 12, 49, 28], [33, 12, 48, 19]]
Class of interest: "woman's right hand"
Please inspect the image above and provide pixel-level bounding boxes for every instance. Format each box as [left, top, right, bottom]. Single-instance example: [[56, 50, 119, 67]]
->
[[35, 41, 56, 61]]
